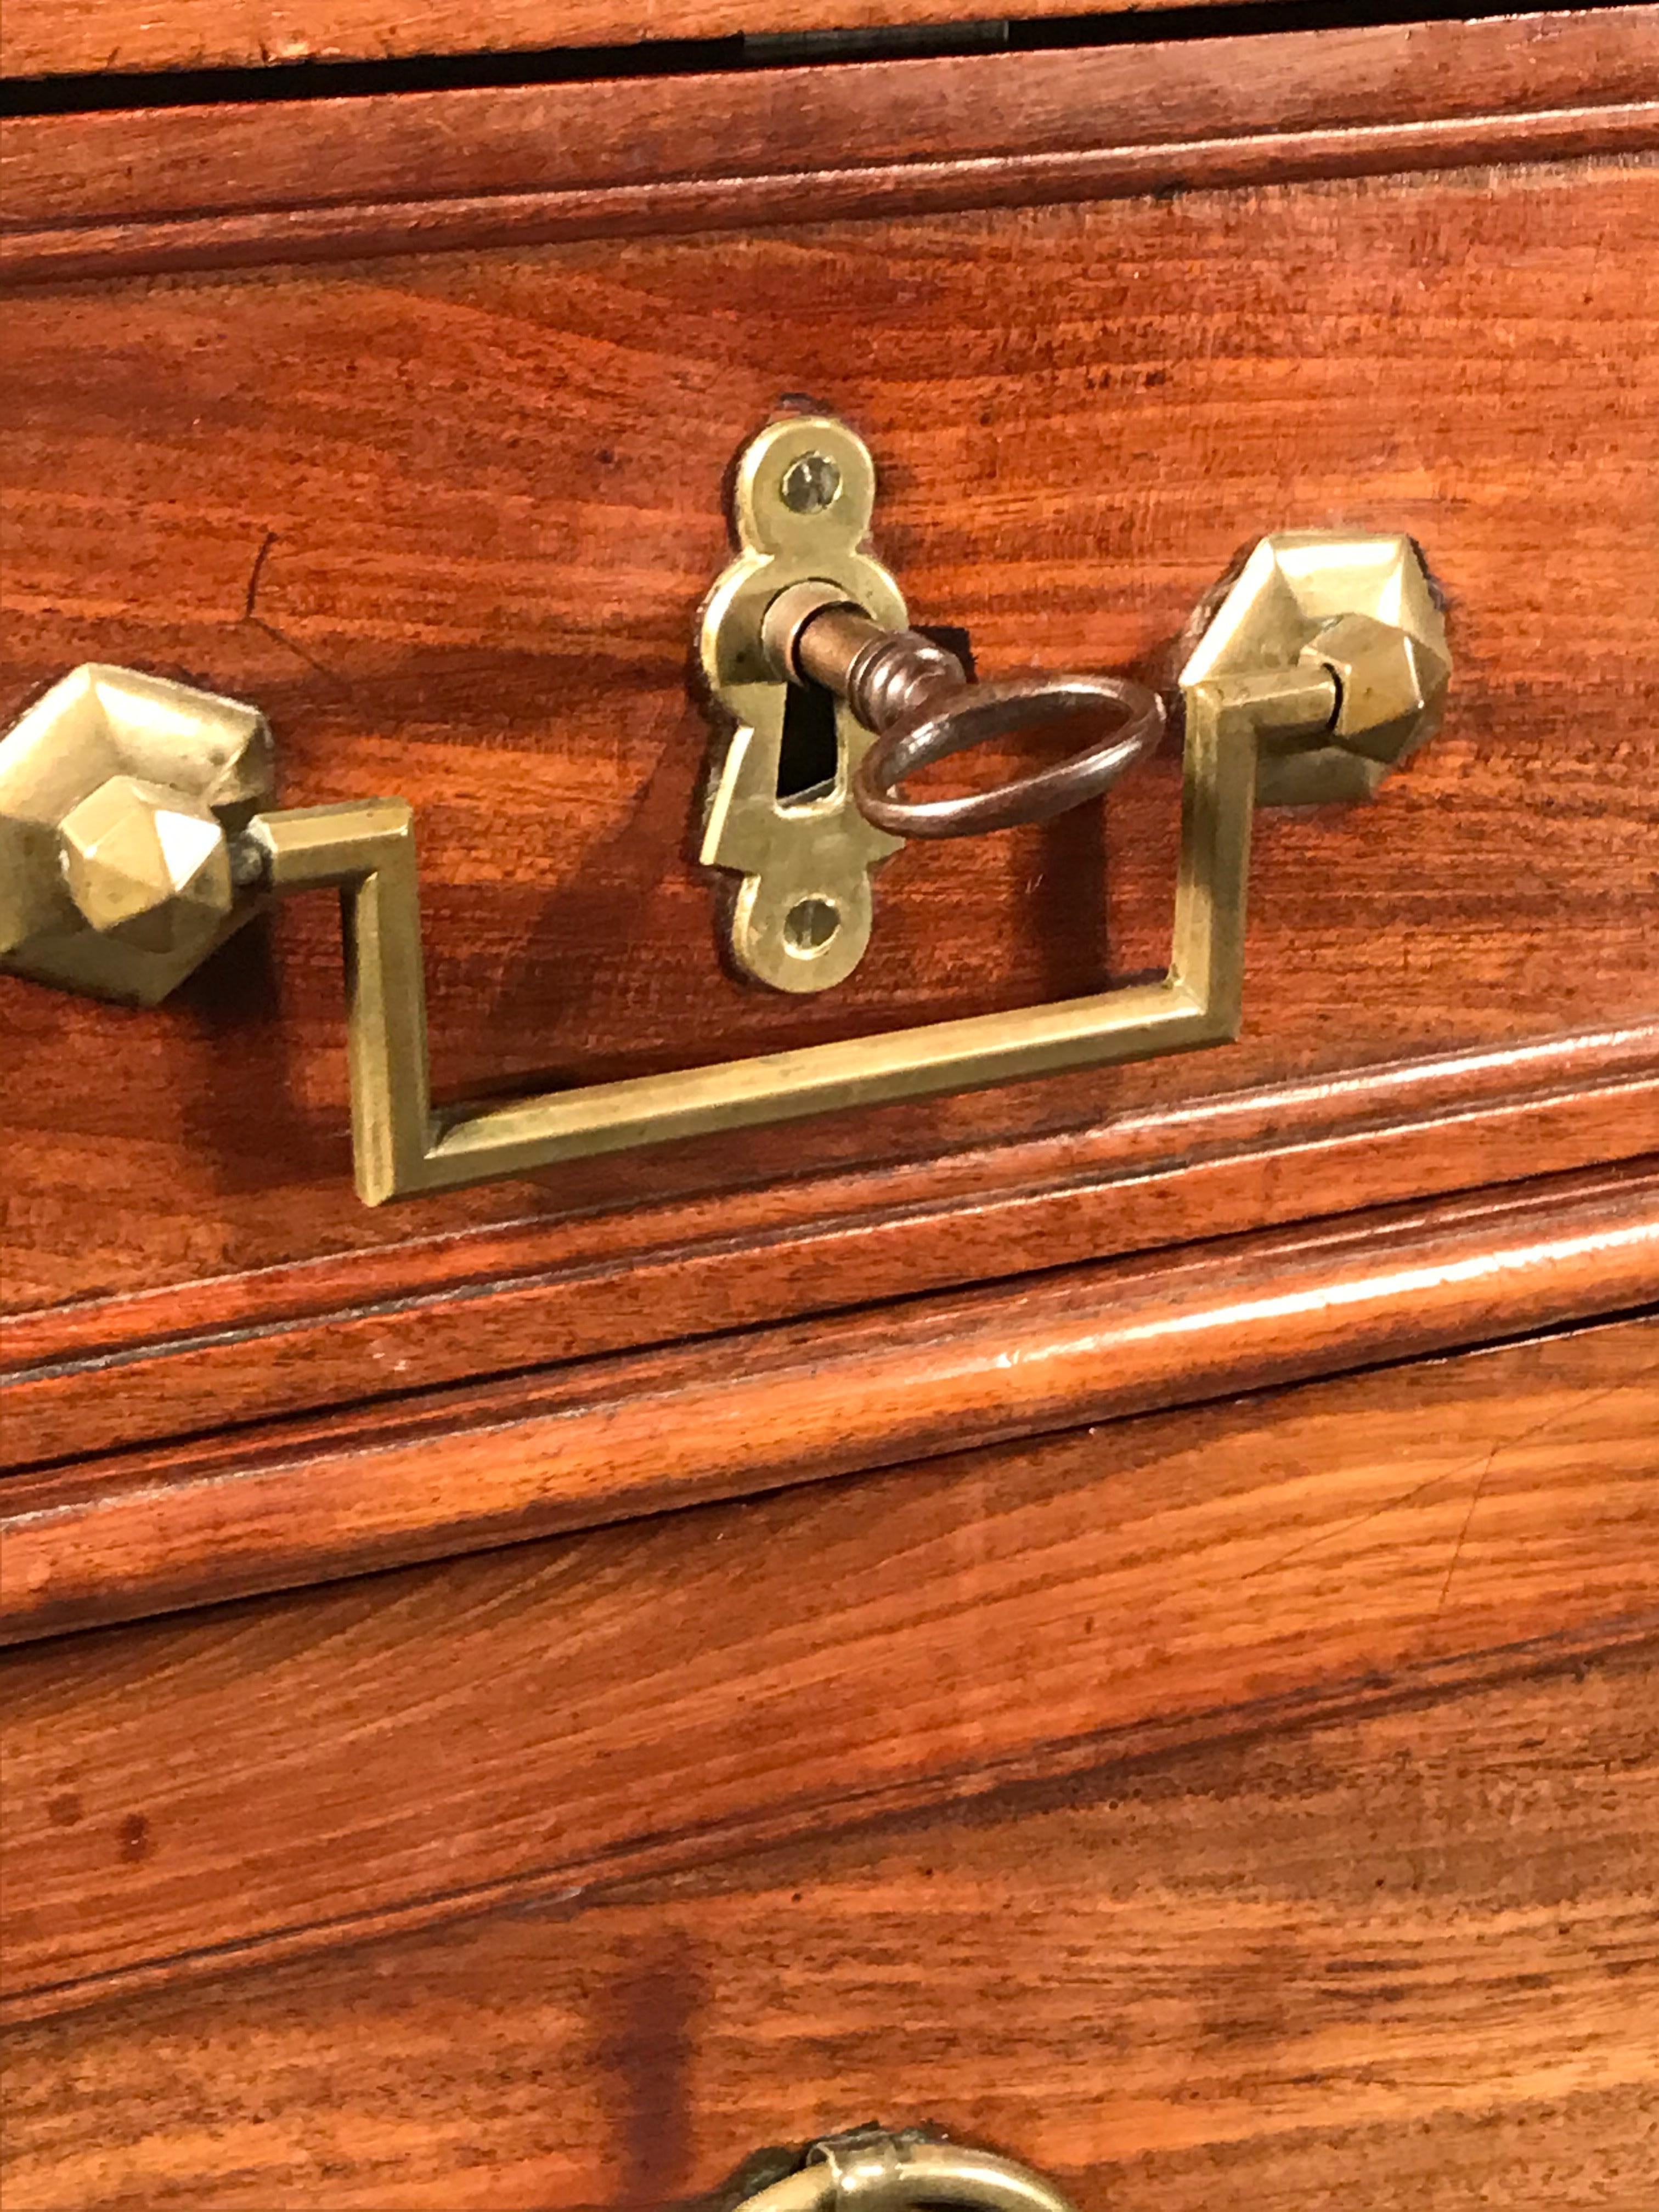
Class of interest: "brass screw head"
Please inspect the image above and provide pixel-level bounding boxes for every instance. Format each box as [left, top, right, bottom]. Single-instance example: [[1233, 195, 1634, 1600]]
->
[[780, 452, 842, 515], [58, 772, 233, 956]]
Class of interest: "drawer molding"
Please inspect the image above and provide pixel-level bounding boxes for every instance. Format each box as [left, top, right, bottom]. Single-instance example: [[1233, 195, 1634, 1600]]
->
[[0, 0, 1305, 82], [5, 8, 1659, 284], [5, 1022, 1657, 1470], [4, 1157, 1656, 1645]]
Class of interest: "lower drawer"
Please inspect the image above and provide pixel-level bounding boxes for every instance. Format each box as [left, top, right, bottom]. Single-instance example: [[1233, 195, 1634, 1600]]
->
[[4, 1314, 1656, 2207], [12, 1652, 1655, 2211]]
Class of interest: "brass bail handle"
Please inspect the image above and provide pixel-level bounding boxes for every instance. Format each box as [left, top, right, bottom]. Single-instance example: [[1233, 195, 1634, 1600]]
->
[[728, 2125, 1078, 2212], [759, 579, 1166, 840], [0, 397, 1449, 1206]]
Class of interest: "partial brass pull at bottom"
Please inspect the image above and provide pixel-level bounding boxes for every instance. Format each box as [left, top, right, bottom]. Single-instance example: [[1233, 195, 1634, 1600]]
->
[[729, 2125, 1076, 2212], [761, 580, 1166, 839]]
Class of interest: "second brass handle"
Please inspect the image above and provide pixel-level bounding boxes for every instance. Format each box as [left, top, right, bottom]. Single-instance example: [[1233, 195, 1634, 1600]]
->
[[730, 2126, 1076, 2211]]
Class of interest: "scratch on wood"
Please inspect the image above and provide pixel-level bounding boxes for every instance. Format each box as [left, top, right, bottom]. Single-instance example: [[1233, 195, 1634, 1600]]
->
[[239, 528, 357, 695], [1434, 1443, 1499, 1621], [242, 528, 277, 620]]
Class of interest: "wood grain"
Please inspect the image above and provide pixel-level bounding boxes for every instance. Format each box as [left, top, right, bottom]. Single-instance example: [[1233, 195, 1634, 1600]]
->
[[3, 156, 1658, 1342], [3, 1619, 1656, 2207], [5, 1023, 1656, 1470], [6, 1161, 1658, 1642], [0, 0, 1379, 83], [8, 10, 1659, 279], [4, 1314, 1655, 2019], [18, 107, 1659, 289]]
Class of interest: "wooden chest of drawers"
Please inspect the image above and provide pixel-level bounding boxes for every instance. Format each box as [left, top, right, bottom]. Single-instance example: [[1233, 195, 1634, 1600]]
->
[[2, 2, 1657, 2204]]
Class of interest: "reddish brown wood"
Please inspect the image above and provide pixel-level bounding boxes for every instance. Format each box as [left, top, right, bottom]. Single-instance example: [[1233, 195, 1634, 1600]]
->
[[4, 1314, 1655, 2022], [5, 1162, 1658, 1644], [25, 6, 1649, 233], [6, 10, 1659, 280], [3, 24, 1655, 2208], [16, 106, 1659, 289], [0, 0, 1251, 82], [14, 6, 1659, 233], [2, 155, 1657, 1356], [5, 1023, 1656, 1469], [5, 1643, 1655, 2209]]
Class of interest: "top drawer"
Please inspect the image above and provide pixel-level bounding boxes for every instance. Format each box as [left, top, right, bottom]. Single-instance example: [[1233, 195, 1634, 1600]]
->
[[3, 12, 1658, 1448]]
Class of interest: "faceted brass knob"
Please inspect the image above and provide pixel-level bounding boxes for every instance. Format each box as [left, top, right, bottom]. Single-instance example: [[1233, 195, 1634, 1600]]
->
[[1181, 533, 1450, 805], [0, 664, 273, 1004], [59, 773, 234, 953], [1300, 608, 1448, 772]]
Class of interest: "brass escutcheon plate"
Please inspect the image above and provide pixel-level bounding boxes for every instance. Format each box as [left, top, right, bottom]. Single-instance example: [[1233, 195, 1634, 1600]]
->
[[698, 414, 906, 992]]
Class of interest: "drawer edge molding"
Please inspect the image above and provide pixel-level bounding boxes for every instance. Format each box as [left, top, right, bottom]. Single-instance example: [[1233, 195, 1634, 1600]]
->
[[3, 1156, 1656, 1645], [4, 7, 1659, 284], [9, 108, 1659, 287], [4, 1020, 1657, 1468], [0, 0, 1464, 82]]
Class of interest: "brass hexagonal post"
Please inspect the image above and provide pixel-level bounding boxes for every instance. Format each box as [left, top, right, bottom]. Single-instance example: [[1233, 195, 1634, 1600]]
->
[[1180, 533, 1450, 805], [0, 664, 274, 1003]]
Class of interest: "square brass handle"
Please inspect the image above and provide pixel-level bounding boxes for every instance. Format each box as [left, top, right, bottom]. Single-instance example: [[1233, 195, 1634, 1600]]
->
[[0, 420, 1448, 1206]]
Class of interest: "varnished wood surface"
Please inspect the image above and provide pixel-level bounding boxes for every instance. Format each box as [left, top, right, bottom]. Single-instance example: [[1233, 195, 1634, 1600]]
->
[[0, 0, 1387, 82], [4, 1614, 1656, 2207], [5, 1162, 1657, 1641], [15, 105, 1659, 289], [5, 1024, 1656, 1470], [3, 155, 1658, 1346], [5, 1314, 1655, 2021], [8, 9, 1659, 279]]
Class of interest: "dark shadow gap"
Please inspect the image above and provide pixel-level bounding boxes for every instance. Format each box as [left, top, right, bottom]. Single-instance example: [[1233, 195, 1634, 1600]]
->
[[3, 0, 1634, 116]]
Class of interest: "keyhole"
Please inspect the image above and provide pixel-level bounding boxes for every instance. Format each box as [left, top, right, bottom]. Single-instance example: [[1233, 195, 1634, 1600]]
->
[[775, 681, 840, 809]]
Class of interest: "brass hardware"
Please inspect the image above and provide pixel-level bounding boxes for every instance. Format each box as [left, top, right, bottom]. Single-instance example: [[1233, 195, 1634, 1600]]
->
[[700, 417, 1163, 984], [0, 664, 273, 1005], [0, 450, 1448, 1204], [699, 415, 906, 994], [1182, 532, 1450, 805], [726, 2125, 1076, 2211]]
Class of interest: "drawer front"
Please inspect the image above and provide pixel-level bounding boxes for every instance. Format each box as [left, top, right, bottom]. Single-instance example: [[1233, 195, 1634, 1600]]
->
[[4, 1317, 1656, 2205], [9, 1655, 1656, 2211], [3, 0, 1180, 80], [4, 28, 1659, 1452]]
